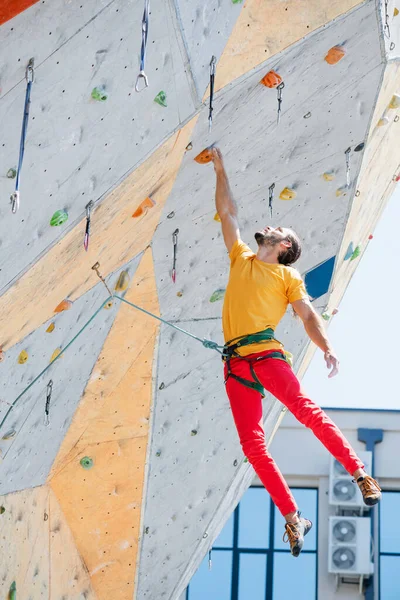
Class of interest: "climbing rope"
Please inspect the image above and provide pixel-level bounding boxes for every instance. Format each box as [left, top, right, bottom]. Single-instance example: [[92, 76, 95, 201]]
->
[[10, 58, 34, 214], [135, 0, 150, 92]]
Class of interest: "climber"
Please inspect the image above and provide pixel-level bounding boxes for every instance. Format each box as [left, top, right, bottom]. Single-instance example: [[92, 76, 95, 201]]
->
[[211, 147, 381, 558]]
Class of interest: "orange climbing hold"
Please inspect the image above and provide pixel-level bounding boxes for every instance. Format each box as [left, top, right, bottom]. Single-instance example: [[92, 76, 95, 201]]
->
[[279, 187, 296, 201], [324, 46, 346, 65], [54, 299, 72, 313], [194, 148, 214, 164], [214, 212, 221, 222], [132, 197, 155, 218], [260, 70, 283, 89], [46, 323, 55, 333]]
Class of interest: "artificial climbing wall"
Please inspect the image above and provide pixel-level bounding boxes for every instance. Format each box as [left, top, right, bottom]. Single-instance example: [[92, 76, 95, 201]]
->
[[0, 1, 399, 599]]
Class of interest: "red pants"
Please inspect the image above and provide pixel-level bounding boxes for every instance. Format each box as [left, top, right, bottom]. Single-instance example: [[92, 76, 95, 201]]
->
[[224, 349, 364, 516]]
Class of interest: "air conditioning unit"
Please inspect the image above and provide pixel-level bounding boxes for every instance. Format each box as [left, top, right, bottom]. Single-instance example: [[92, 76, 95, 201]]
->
[[329, 451, 372, 507], [328, 516, 373, 576]]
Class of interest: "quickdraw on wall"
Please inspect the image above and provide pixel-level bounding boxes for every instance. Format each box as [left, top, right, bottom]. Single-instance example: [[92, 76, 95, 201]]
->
[[10, 58, 34, 214], [135, 0, 150, 92], [260, 70, 284, 124], [268, 183, 275, 217], [171, 228, 179, 283], [208, 56, 216, 133], [84, 201, 94, 251]]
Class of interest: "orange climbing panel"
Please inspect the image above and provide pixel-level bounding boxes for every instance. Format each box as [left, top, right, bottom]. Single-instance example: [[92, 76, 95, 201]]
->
[[260, 70, 283, 88], [194, 148, 214, 164], [0, 0, 39, 25], [325, 46, 346, 64]]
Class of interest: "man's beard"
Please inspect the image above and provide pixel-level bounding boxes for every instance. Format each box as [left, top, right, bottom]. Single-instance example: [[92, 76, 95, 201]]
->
[[254, 231, 282, 247]]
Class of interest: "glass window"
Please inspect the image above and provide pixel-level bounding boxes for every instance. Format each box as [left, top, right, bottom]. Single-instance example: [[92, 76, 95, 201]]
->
[[273, 552, 317, 600], [214, 512, 234, 548], [380, 555, 400, 600], [238, 553, 267, 600], [274, 488, 317, 551], [238, 487, 270, 549], [188, 550, 232, 600], [380, 491, 400, 554]]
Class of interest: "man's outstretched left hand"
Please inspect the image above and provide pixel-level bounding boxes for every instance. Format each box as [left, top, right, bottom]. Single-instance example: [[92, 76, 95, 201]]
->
[[324, 350, 339, 378]]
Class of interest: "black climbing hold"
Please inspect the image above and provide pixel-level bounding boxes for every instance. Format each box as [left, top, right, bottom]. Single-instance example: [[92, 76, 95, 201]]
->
[[354, 142, 365, 152], [156, 450, 161, 457], [159, 382, 165, 390], [0, 506, 5, 514], [167, 211, 175, 219], [191, 429, 198, 436], [145, 526, 150, 534], [233, 459, 238, 467]]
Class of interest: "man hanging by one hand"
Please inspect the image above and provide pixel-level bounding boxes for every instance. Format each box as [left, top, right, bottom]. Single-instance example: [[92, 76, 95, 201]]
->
[[211, 147, 381, 558]]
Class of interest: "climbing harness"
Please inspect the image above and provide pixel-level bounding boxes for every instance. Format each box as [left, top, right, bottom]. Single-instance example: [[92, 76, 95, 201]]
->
[[92, 262, 114, 298], [345, 147, 351, 187], [222, 328, 289, 396], [208, 56, 216, 133], [171, 228, 179, 283], [10, 58, 34, 214], [44, 380, 53, 426], [268, 183, 275, 218], [276, 82, 284, 125], [135, 0, 150, 92], [84, 201, 94, 251]]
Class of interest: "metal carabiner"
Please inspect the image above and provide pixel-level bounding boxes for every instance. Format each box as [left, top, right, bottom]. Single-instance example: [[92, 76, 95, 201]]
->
[[10, 191, 20, 214], [135, 71, 149, 92], [26, 58, 35, 83]]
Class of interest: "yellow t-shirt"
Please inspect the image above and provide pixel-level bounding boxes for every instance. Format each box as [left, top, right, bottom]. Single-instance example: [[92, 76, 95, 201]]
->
[[222, 239, 308, 356]]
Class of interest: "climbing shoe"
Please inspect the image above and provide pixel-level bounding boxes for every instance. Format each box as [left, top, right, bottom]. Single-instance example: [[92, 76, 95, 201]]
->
[[355, 475, 382, 506], [283, 512, 312, 557]]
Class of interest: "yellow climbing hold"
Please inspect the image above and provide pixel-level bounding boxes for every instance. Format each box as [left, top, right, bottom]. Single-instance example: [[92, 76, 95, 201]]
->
[[214, 212, 221, 222], [323, 172, 335, 181], [18, 350, 28, 364], [279, 187, 296, 201], [284, 351, 293, 367], [394, 7, 399, 16], [377, 116, 389, 127], [104, 300, 114, 310], [389, 94, 400, 109], [46, 322, 55, 333], [336, 187, 347, 197], [50, 348, 62, 363], [115, 270, 130, 292]]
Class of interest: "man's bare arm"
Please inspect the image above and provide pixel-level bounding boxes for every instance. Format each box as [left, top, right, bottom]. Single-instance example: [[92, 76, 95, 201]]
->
[[211, 148, 240, 253], [292, 297, 339, 378]]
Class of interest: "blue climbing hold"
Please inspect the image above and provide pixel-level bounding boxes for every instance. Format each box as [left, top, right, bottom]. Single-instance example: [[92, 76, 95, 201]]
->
[[344, 242, 354, 261]]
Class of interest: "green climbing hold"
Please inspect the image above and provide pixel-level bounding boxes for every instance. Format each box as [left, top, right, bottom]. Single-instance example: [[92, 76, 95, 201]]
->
[[6, 168, 17, 179], [243, 457, 248, 463], [322, 312, 331, 321], [80, 456, 93, 470], [154, 91, 167, 107], [0, 506, 5, 514], [91, 87, 108, 102], [350, 246, 361, 261], [50, 210, 68, 227], [232, 0, 243, 3], [210, 289, 226, 303], [8, 581, 16, 600]]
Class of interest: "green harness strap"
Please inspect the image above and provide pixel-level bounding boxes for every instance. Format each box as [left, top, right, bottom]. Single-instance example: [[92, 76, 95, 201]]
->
[[223, 327, 289, 397]]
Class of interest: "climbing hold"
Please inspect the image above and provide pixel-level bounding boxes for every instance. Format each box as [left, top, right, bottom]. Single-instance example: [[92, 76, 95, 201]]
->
[[145, 527, 150, 534], [350, 246, 361, 261], [114, 270, 130, 292], [132, 196, 155, 218], [354, 142, 365, 152], [214, 212, 221, 222], [232, 0, 243, 3], [210, 288, 226, 302], [0, 347, 4, 362], [332, 309, 339, 316], [355, 190, 361, 197], [18, 350, 28, 364], [50, 348, 62, 363], [191, 430, 198, 436], [2, 429, 16, 440], [260, 70, 282, 89], [159, 382, 165, 390], [233, 459, 238, 467], [46, 322, 55, 333], [156, 450, 161, 457], [303, 112, 312, 119], [8, 581, 16, 600], [0, 506, 5, 514], [50, 209, 68, 227], [243, 457, 248, 463], [377, 116, 390, 127], [279, 187, 296, 201], [54, 299, 72, 313], [154, 91, 167, 107], [194, 148, 213, 164], [104, 299, 113, 310], [6, 168, 16, 179], [91, 87, 108, 102], [368, 234, 374, 240], [324, 46, 346, 65], [80, 456, 93, 470], [177, 291, 183, 297], [336, 187, 347, 197], [395, 7, 399, 16], [284, 351, 293, 367], [389, 94, 400, 109], [323, 172, 335, 181], [167, 211, 175, 219], [322, 312, 331, 321], [185, 142, 193, 151], [344, 242, 354, 260]]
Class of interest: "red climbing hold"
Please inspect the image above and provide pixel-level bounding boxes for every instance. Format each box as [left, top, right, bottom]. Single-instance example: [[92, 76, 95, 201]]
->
[[194, 148, 214, 164], [325, 46, 346, 65], [54, 299, 73, 313], [368, 234, 374, 240], [260, 70, 283, 89]]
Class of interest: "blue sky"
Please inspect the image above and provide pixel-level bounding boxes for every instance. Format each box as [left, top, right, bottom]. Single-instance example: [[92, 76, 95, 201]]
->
[[302, 184, 400, 410]]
